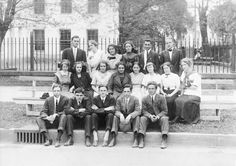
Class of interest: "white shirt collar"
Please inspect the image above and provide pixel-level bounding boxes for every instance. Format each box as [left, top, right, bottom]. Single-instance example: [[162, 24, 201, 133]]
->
[[54, 96, 60, 103]]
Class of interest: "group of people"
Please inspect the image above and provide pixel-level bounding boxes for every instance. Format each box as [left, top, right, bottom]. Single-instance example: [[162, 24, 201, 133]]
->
[[36, 35, 201, 149]]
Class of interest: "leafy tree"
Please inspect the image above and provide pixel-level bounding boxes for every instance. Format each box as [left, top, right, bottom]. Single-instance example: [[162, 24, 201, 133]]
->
[[208, 0, 236, 43]]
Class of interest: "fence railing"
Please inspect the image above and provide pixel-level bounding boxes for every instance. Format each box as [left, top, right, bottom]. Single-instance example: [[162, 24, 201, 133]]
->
[[0, 37, 236, 73]]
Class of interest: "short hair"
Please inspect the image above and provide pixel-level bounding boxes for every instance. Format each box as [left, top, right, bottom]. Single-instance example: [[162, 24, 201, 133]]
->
[[147, 81, 159, 89], [116, 61, 125, 69], [96, 60, 110, 71], [74, 87, 85, 94], [71, 35, 80, 41], [123, 84, 132, 91], [52, 83, 62, 91], [60, 59, 70, 70], [181, 58, 193, 67], [107, 44, 117, 54], [88, 40, 98, 47], [98, 84, 108, 90], [161, 62, 172, 72], [144, 39, 152, 43], [73, 61, 87, 73]]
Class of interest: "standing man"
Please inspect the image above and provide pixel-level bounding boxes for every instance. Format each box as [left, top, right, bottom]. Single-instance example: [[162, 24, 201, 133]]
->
[[160, 38, 182, 75], [109, 84, 141, 147], [139, 39, 161, 73], [138, 81, 169, 149], [36, 84, 69, 147], [65, 87, 92, 147], [62, 35, 87, 72]]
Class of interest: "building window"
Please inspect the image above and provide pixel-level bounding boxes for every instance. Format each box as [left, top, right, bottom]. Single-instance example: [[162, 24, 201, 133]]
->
[[34, 0, 45, 14], [87, 29, 98, 42], [34, 30, 45, 50], [88, 0, 99, 14], [61, 0, 72, 13], [60, 29, 71, 51]]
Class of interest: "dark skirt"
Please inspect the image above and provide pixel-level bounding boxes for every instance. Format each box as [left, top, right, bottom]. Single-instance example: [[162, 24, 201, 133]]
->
[[163, 89, 178, 121], [175, 95, 201, 124]]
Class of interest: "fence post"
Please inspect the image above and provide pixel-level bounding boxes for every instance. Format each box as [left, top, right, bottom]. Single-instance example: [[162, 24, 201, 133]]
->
[[231, 33, 236, 73], [30, 32, 34, 71]]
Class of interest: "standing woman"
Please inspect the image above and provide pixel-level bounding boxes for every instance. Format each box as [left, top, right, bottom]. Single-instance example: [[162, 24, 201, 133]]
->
[[160, 62, 180, 121], [174, 58, 201, 124], [129, 62, 144, 104], [87, 40, 103, 78], [103, 44, 122, 74], [121, 41, 139, 73], [142, 62, 161, 96], [91, 61, 112, 96], [70, 61, 93, 100], [107, 62, 132, 100]]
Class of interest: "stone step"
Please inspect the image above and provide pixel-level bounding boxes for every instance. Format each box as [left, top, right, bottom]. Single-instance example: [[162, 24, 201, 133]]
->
[[2, 127, 234, 148]]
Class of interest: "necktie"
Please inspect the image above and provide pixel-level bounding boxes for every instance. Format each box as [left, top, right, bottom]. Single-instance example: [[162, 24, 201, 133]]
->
[[151, 96, 154, 107], [125, 98, 128, 113], [144, 50, 148, 69], [56, 99, 59, 112], [73, 48, 77, 60]]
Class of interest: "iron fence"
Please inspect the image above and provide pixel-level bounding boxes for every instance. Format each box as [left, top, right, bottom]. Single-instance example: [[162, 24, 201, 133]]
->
[[0, 36, 235, 73]]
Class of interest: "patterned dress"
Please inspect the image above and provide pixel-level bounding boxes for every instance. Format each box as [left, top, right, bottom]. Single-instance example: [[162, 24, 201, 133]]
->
[[130, 72, 144, 104]]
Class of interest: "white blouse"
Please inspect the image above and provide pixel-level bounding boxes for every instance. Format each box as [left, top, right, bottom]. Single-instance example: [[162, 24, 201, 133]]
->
[[161, 73, 180, 90]]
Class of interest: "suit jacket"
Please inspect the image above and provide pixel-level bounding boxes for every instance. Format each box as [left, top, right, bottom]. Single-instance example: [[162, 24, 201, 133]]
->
[[65, 97, 92, 116], [107, 72, 132, 94], [142, 94, 168, 119], [115, 95, 141, 119], [92, 95, 116, 114], [160, 48, 182, 75], [40, 95, 69, 117], [139, 50, 161, 73], [62, 47, 87, 70]]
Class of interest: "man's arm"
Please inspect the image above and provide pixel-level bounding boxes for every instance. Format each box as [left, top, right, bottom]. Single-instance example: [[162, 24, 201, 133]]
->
[[157, 96, 168, 118], [142, 98, 152, 118], [40, 99, 50, 118], [129, 97, 141, 119]]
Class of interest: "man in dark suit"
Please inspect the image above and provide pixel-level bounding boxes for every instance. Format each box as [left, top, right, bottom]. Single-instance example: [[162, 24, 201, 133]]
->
[[159, 38, 182, 75], [65, 87, 92, 147], [109, 84, 141, 147], [138, 81, 169, 149], [139, 39, 161, 73], [62, 35, 87, 72], [91, 85, 116, 147], [36, 84, 69, 147]]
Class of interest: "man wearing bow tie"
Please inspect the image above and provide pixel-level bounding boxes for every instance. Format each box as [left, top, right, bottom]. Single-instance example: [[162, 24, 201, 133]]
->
[[137, 81, 169, 149], [36, 84, 69, 147], [62, 35, 87, 72], [160, 38, 183, 75], [139, 39, 161, 73]]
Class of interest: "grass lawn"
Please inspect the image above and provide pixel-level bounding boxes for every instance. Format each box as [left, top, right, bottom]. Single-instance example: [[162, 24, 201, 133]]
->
[[1, 101, 236, 134]]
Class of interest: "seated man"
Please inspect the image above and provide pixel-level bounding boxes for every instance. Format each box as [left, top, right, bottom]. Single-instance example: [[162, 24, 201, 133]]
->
[[91, 85, 116, 147], [36, 84, 69, 147], [109, 84, 141, 147], [65, 87, 92, 147], [138, 81, 169, 149]]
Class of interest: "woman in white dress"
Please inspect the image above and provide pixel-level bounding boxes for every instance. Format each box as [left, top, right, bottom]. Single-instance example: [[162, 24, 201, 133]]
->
[[87, 40, 103, 78], [103, 44, 122, 74], [129, 62, 144, 105], [142, 62, 161, 96], [91, 61, 112, 96]]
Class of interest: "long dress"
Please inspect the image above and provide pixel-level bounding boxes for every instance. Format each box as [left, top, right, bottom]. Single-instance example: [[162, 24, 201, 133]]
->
[[91, 70, 112, 96], [160, 72, 180, 120], [53, 71, 73, 98], [175, 71, 201, 124], [130, 72, 144, 105]]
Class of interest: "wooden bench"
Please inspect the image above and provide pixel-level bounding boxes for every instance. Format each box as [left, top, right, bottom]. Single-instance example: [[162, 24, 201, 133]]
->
[[200, 79, 236, 121], [19, 76, 53, 97]]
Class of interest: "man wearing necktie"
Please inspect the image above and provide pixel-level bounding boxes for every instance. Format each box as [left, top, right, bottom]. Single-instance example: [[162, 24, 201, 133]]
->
[[36, 84, 69, 147], [109, 84, 141, 147], [139, 39, 161, 73], [91, 85, 116, 147], [159, 38, 183, 75], [65, 87, 92, 147], [62, 35, 87, 72], [138, 81, 169, 149]]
